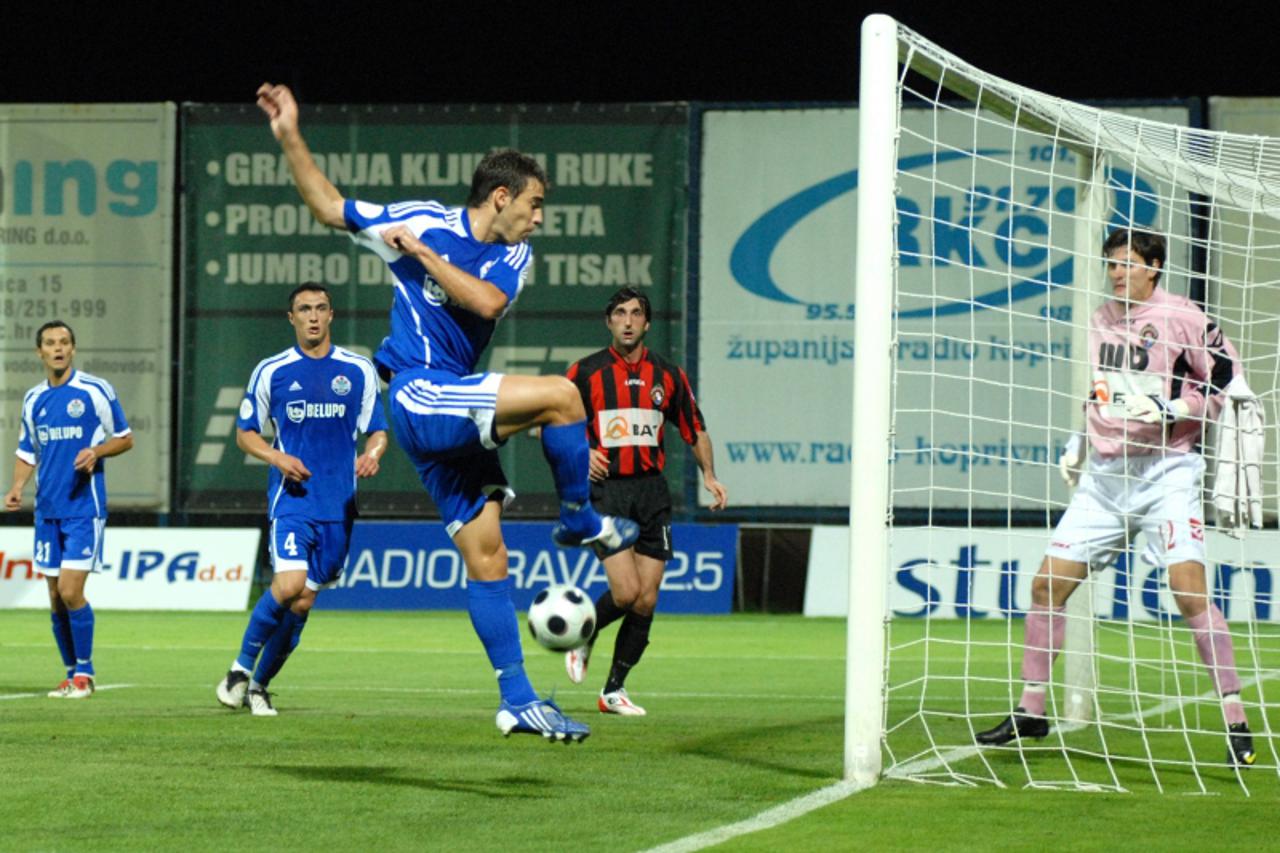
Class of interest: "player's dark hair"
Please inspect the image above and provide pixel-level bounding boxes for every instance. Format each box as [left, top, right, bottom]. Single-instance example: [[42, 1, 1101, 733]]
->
[[36, 320, 75, 348], [288, 281, 330, 311], [605, 287, 651, 322], [1103, 228, 1165, 284], [467, 149, 548, 208]]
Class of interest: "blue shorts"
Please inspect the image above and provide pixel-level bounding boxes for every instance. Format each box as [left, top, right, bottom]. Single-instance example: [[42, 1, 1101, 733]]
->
[[390, 368, 514, 536], [35, 517, 105, 575], [270, 517, 353, 591]]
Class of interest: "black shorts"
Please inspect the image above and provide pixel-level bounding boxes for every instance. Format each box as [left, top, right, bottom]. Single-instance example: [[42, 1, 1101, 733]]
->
[[590, 474, 672, 561]]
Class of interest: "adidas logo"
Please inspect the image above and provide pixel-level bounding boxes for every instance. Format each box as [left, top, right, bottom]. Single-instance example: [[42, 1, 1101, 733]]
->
[[81, 548, 92, 555], [289, 381, 302, 391]]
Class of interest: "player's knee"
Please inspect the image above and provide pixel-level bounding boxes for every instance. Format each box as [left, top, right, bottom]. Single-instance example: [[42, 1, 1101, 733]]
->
[[547, 376, 584, 422], [56, 579, 85, 609], [272, 572, 307, 604], [1172, 593, 1206, 620], [610, 583, 640, 610], [1030, 572, 1053, 607], [463, 544, 509, 582], [292, 589, 317, 616], [634, 589, 658, 616]]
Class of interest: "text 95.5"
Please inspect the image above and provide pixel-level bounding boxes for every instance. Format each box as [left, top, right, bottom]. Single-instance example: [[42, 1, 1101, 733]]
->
[[806, 303, 856, 320]]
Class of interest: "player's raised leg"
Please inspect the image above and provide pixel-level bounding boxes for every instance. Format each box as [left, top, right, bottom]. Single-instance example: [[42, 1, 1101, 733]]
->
[[493, 373, 637, 554]]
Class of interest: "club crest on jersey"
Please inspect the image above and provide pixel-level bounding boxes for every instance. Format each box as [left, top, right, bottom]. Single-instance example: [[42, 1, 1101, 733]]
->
[[651, 385, 665, 406], [67, 399, 85, 418], [331, 375, 352, 396], [422, 275, 451, 307], [1139, 324, 1159, 350], [287, 400, 307, 423]]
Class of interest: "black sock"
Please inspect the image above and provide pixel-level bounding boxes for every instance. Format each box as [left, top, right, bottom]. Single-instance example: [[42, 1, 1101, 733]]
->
[[604, 611, 652, 693], [591, 591, 627, 644]]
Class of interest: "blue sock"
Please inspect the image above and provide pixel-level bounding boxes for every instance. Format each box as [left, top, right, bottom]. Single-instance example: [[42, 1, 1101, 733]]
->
[[467, 578, 537, 706], [67, 603, 95, 678], [540, 420, 599, 534], [236, 591, 286, 672], [254, 610, 306, 688], [51, 611, 75, 678]]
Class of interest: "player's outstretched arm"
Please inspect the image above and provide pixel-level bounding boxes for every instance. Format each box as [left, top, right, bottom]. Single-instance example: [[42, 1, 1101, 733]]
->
[[236, 428, 311, 482], [73, 433, 134, 474], [380, 225, 510, 319], [355, 431, 388, 478], [256, 83, 346, 230], [4, 457, 34, 511], [693, 431, 728, 510]]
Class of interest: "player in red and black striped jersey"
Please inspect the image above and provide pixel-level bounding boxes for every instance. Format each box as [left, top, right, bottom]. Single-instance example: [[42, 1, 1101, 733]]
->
[[564, 287, 728, 716]]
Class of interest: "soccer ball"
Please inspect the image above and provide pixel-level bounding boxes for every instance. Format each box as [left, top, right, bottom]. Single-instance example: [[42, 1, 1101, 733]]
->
[[527, 584, 596, 651]]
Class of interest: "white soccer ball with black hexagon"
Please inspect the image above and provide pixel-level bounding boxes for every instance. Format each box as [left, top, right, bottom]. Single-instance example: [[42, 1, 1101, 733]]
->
[[527, 584, 596, 651]]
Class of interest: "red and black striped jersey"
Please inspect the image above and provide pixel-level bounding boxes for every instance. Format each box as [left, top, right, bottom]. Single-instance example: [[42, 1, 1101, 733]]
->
[[567, 346, 706, 478]]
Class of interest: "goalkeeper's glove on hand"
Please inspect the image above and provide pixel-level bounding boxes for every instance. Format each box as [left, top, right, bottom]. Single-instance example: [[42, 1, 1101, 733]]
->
[[1122, 394, 1191, 425], [1059, 432, 1086, 487]]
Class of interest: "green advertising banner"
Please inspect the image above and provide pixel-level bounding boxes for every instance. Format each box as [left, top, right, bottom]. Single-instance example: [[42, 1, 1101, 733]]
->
[[0, 104, 175, 509], [180, 103, 687, 515]]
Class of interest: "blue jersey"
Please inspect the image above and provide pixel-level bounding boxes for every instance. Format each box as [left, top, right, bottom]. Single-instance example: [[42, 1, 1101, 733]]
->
[[16, 369, 130, 521], [237, 345, 388, 522], [343, 199, 533, 377]]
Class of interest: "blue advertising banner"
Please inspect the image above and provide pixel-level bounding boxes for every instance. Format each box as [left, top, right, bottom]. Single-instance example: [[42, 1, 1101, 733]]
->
[[315, 521, 736, 613]]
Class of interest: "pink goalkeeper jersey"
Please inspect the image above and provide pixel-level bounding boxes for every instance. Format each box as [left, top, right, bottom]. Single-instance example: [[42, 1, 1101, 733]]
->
[[1087, 287, 1238, 459]]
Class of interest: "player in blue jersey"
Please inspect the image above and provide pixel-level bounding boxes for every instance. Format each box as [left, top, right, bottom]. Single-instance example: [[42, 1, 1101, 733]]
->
[[215, 282, 388, 716], [257, 82, 639, 743], [4, 321, 133, 699]]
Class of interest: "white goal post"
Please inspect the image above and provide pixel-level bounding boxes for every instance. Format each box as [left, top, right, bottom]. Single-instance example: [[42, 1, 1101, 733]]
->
[[850, 13, 1280, 793]]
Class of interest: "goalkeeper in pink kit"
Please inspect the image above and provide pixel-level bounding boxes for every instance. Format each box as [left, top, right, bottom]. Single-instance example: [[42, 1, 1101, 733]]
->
[[976, 228, 1256, 766]]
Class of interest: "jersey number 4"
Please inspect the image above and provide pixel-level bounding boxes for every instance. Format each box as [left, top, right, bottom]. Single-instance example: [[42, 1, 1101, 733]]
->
[[283, 531, 298, 556]]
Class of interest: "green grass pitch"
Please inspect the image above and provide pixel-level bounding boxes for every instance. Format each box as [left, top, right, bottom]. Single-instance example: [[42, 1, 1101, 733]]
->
[[1, 611, 1276, 851]]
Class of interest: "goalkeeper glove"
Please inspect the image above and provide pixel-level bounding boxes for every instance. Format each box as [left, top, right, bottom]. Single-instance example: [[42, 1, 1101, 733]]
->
[[1121, 394, 1191, 425], [1058, 432, 1086, 487]]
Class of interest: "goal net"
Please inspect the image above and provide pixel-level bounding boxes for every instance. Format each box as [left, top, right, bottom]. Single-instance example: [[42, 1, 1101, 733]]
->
[[850, 14, 1279, 794]]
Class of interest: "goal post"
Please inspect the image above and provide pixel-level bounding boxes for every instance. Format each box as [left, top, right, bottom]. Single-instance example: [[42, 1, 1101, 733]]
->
[[846, 11, 898, 788], [850, 14, 1279, 793]]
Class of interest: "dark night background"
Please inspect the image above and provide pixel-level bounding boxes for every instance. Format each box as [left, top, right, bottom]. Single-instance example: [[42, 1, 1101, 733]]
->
[[2, 1, 1275, 107]]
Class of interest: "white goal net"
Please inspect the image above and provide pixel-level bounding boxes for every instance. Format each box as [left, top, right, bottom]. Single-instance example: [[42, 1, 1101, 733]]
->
[[850, 15, 1280, 794]]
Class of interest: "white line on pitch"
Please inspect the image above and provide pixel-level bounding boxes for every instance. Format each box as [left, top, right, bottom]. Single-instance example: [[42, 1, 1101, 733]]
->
[[0, 684, 134, 701], [640, 780, 866, 853]]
